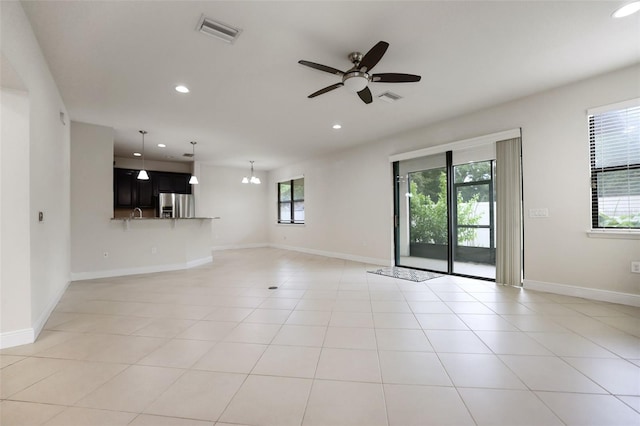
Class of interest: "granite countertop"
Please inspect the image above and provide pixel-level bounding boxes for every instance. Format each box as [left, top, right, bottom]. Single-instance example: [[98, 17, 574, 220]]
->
[[111, 217, 217, 221]]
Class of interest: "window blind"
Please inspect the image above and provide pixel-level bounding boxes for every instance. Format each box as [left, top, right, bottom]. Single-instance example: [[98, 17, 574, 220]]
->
[[589, 101, 640, 229]]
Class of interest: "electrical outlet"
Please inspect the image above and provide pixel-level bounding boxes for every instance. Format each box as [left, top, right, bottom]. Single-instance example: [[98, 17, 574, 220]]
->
[[632, 261, 640, 274], [103, 252, 109, 258], [151, 247, 157, 254]]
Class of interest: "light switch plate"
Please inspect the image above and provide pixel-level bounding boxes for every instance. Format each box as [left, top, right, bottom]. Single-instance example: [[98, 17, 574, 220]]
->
[[529, 208, 549, 218]]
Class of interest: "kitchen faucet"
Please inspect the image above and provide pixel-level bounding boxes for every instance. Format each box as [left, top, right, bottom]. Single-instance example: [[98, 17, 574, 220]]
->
[[132, 207, 143, 219]]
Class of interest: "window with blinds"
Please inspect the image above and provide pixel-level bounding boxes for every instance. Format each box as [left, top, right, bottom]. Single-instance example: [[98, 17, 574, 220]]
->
[[589, 99, 640, 229]]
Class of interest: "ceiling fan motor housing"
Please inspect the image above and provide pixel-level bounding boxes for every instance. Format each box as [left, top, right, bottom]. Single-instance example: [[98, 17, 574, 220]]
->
[[348, 51, 364, 65]]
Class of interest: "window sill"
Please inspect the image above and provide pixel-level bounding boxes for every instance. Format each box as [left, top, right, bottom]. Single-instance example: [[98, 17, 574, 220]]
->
[[587, 229, 640, 240]]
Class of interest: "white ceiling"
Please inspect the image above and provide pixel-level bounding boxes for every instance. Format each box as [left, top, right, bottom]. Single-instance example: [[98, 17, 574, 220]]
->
[[21, 1, 640, 170]]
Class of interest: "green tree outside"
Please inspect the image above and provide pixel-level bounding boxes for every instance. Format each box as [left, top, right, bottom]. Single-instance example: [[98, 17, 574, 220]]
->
[[409, 171, 482, 245]]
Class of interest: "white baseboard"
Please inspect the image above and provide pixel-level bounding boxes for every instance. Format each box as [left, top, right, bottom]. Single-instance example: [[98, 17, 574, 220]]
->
[[70, 256, 213, 281], [33, 279, 71, 339], [2, 257, 213, 349], [524, 279, 640, 307], [186, 256, 214, 268], [0, 328, 35, 349], [269, 243, 391, 267], [212, 243, 268, 251], [1, 278, 70, 350], [209, 243, 390, 266]]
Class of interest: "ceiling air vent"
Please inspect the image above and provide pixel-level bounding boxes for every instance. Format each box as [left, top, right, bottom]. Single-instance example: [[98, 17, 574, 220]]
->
[[183, 153, 194, 158], [378, 91, 403, 103], [196, 15, 242, 44]]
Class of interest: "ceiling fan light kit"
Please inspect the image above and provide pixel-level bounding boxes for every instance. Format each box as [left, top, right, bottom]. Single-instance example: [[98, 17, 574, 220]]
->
[[299, 41, 421, 104], [342, 71, 369, 93]]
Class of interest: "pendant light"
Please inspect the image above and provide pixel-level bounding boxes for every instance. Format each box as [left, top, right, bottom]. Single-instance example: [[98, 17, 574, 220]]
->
[[189, 141, 199, 185], [242, 160, 260, 184], [137, 130, 149, 180]]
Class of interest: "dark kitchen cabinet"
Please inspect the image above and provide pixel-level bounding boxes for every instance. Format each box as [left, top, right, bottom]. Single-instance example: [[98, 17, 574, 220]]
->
[[137, 179, 154, 208], [171, 175, 189, 194], [114, 168, 191, 209], [154, 172, 191, 195], [114, 168, 136, 207]]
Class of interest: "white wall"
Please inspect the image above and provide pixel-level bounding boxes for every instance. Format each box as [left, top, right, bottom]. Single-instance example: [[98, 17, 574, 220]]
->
[[197, 164, 268, 249], [114, 156, 192, 174], [0, 1, 71, 348], [1, 89, 31, 339], [70, 121, 213, 280], [268, 144, 392, 265], [70, 122, 114, 273], [269, 64, 640, 301]]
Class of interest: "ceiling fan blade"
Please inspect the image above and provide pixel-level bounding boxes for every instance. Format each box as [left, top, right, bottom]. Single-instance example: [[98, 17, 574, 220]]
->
[[298, 60, 344, 76], [357, 87, 373, 104], [358, 41, 389, 72], [371, 73, 422, 83], [308, 83, 343, 98]]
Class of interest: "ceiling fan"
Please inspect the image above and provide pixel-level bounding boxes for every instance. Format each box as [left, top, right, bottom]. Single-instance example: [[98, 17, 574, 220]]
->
[[298, 41, 421, 104]]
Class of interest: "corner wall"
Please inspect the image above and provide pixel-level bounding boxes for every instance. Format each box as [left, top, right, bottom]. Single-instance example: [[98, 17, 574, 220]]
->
[[197, 164, 269, 250], [269, 64, 640, 303], [0, 89, 32, 344], [268, 144, 393, 266], [0, 1, 71, 348], [70, 122, 114, 274]]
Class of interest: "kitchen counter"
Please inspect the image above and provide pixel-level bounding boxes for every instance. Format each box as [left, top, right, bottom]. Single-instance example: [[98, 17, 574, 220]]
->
[[71, 216, 216, 281], [111, 217, 217, 220], [110, 216, 219, 230]]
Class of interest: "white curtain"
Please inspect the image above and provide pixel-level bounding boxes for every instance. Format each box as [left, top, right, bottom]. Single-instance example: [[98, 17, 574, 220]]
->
[[495, 137, 522, 286]]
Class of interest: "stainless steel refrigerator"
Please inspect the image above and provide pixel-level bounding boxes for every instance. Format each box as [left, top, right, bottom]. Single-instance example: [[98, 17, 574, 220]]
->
[[158, 193, 195, 218]]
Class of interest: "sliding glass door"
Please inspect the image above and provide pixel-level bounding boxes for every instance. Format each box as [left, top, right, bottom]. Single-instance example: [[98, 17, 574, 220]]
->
[[396, 154, 449, 272], [395, 151, 497, 279], [452, 161, 495, 279]]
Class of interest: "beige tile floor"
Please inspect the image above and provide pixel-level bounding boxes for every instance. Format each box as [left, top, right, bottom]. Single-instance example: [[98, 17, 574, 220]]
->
[[2, 248, 640, 425]]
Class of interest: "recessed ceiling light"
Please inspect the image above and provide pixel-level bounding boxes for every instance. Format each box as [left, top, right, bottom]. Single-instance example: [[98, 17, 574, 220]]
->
[[175, 85, 190, 93], [612, 1, 640, 17], [133, 152, 142, 157], [157, 143, 166, 148], [332, 124, 342, 130]]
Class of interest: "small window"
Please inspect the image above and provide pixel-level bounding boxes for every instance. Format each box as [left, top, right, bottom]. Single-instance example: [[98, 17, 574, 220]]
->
[[278, 178, 304, 224], [589, 100, 640, 229]]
